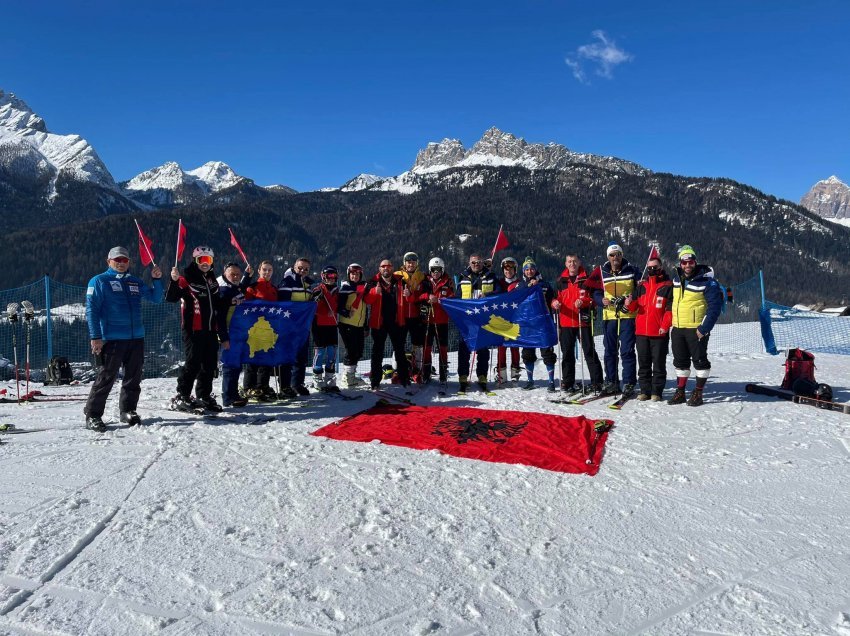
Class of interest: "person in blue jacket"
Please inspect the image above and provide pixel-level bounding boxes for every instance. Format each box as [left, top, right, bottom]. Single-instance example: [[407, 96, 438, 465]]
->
[[84, 246, 163, 431]]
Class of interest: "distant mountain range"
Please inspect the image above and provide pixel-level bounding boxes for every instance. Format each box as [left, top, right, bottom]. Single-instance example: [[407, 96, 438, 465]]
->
[[2, 88, 850, 305], [800, 176, 850, 227]]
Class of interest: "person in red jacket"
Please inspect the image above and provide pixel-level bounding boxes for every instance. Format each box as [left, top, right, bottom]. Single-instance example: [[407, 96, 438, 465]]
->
[[551, 254, 604, 393], [624, 256, 673, 400], [311, 266, 340, 391], [242, 260, 278, 401], [364, 259, 409, 390], [418, 257, 455, 388]]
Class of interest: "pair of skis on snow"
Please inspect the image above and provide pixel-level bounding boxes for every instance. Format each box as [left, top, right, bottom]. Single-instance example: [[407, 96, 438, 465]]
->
[[549, 386, 634, 410], [745, 383, 849, 414], [4, 301, 35, 403]]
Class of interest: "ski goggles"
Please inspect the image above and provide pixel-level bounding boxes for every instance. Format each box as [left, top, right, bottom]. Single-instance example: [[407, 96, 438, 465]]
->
[[430, 267, 444, 273], [110, 257, 130, 264], [679, 256, 696, 264], [195, 255, 214, 266]]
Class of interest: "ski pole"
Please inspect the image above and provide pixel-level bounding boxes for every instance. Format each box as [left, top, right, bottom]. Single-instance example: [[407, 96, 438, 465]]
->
[[586, 420, 613, 466], [578, 319, 586, 395], [6, 303, 20, 402], [21, 301, 34, 398]]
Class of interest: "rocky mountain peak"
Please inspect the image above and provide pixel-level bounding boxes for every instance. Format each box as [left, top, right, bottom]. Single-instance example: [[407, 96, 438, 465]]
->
[[469, 127, 528, 160], [0, 89, 46, 132], [412, 138, 466, 172], [801, 175, 850, 222]]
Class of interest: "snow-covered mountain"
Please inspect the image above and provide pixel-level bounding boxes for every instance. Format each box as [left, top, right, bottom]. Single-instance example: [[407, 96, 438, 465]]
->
[[0, 89, 136, 223], [121, 161, 253, 208], [336, 127, 649, 193], [800, 175, 850, 227]]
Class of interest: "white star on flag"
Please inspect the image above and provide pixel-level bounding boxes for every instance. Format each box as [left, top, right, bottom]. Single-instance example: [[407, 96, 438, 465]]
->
[[511, 303, 518, 309], [501, 302, 508, 308], [473, 308, 480, 314], [465, 309, 473, 315], [283, 310, 291, 318]]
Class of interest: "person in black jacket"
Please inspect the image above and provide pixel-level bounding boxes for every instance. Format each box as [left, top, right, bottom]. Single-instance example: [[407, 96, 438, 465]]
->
[[456, 254, 497, 393], [217, 261, 254, 407], [167, 246, 227, 412]]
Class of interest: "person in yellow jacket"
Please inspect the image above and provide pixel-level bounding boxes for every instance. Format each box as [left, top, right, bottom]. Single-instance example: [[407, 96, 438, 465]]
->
[[338, 263, 368, 387], [668, 245, 724, 407]]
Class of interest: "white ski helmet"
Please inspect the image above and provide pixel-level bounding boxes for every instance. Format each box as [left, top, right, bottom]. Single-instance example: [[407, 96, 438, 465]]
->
[[428, 257, 445, 271], [192, 245, 214, 259], [501, 256, 518, 269]]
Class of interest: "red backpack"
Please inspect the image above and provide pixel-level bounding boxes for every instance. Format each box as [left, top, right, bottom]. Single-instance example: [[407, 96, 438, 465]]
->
[[781, 348, 816, 390]]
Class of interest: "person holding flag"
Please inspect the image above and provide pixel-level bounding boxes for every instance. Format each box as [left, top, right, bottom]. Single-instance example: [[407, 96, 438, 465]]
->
[[418, 256, 455, 388], [217, 261, 254, 407], [310, 266, 341, 392], [167, 246, 228, 412], [84, 246, 164, 431], [277, 257, 315, 396], [495, 257, 522, 385], [592, 243, 641, 397], [242, 260, 278, 401], [396, 252, 427, 382], [456, 254, 497, 393], [517, 257, 558, 391]]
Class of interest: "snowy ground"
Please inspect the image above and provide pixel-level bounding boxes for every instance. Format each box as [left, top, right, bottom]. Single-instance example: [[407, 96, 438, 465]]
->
[[1, 348, 850, 635]]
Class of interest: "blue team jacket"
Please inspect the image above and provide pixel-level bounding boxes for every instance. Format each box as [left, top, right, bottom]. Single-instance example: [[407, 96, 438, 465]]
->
[[86, 268, 164, 341]]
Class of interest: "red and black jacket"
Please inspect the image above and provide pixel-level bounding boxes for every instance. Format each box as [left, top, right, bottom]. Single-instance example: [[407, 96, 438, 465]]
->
[[244, 278, 278, 302], [417, 274, 456, 324], [553, 267, 594, 328], [625, 272, 673, 337], [313, 283, 339, 327], [166, 262, 225, 338], [364, 273, 406, 329]]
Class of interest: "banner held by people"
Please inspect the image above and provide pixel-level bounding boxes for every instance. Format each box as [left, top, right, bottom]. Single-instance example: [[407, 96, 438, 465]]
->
[[313, 403, 614, 475], [441, 285, 557, 350], [221, 300, 317, 367]]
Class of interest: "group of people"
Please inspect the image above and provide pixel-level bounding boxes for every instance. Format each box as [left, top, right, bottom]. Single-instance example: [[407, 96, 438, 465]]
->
[[82, 241, 724, 431]]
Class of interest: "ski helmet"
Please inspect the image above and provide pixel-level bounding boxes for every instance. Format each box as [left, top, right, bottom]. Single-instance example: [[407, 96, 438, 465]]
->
[[814, 383, 833, 404], [501, 256, 518, 269], [321, 266, 339, 284], [192, 246, 214, 259], [428, 257, 445, 272], [347, 263, 363, 275]]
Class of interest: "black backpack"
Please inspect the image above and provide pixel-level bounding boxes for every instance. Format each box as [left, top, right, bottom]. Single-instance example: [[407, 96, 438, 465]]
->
[[46, 356, 73, 385]]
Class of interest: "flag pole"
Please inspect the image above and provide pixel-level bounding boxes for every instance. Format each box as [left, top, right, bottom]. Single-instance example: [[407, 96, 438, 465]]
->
[[640, 244, 658, 281], [174, 219, 182, 269], [490, 224, 504, 262], [134, 218, 157, 268], [229, 227, 250, 266]]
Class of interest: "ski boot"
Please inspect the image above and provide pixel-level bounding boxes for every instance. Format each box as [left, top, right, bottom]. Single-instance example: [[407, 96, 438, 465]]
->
[[120, 411, 142, 426], [687, 388, 704, 407], [85, 415, 107, 432], [667, 388, 687, 405]]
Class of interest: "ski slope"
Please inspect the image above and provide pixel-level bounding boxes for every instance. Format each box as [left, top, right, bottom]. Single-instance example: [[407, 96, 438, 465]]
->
[[1, 347, 849, 635]]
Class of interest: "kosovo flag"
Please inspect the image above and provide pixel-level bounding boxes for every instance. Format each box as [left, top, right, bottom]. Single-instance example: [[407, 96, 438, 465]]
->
[[221, 300, 317, 366], [441, 285, 557, 350]]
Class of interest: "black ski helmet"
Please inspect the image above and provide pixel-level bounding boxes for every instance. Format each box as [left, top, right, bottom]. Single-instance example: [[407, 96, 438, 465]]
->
[[814, 383, 833, 404], [321, 266, 338, 284]]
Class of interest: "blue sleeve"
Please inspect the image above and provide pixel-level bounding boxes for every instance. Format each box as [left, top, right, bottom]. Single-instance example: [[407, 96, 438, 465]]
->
[[86, 276, 104, 339], [142, 277, 164, 304], [699, 280, 724, 334]]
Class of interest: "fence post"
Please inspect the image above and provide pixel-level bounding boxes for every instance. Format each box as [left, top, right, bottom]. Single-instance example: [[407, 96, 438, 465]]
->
[[45, 275, 53, 360], [758, 270, 766, 310]]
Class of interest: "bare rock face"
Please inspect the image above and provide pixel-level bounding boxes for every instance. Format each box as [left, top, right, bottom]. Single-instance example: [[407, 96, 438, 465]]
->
[[801, 176, 850, 220]]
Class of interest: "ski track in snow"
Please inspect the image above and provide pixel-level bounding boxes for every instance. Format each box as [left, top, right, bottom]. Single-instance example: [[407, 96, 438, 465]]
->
[[0, 351, 850, 634]]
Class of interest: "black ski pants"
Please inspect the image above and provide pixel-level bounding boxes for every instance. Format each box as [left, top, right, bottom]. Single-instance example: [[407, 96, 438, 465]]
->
[[671, 327, 711, 371], [85, 338, 144, 418], [636, 334, 669, 397], [371, 324, 409, 387], [559, 326, 603, 387], [457, 340, 490, 380], [339, 324, 366, 366], [177, 330, 219, 400], [243, 364, 272, 391]]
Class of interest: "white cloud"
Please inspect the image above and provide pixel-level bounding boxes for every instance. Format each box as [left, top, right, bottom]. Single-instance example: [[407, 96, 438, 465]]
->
[[565, 30, 633, 84]]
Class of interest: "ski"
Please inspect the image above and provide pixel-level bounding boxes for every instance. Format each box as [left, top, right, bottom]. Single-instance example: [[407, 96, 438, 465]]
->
[[608, 392, 636, 410], [569, 392, 615, 406], [745, 383, 849, 414], [318, 389, 364, 402], [372, 389, 413, 405]]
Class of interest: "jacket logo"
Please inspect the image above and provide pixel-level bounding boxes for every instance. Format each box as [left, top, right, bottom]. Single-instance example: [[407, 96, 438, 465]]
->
[[432, 415, 527, 444], [110, 281, 123, 292], [128, 284, 140, 294]]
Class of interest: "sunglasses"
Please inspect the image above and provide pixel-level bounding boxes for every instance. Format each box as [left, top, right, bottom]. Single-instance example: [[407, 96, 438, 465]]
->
[[608, 253, 622, 258], [470, 261, 482, 265], [111, 257, 130, 264], [430, 267, 443, 273], [680, 258, 696, 264], [195, 255, 214, 266], [349, 267, 362, 273]]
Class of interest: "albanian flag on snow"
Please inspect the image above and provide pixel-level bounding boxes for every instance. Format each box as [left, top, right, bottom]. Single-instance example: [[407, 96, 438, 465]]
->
[[441, 285, 557, 350], [312, 404, 613, 475]]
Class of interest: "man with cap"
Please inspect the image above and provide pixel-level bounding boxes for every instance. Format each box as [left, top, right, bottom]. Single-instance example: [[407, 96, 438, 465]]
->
[[84, 246, 164, 431], [396, 252, 427, 382], [517, 257, 558, 391], [592, 243, 641, 397], [668, 245, 724, 406], [167, 245, 228, 412]]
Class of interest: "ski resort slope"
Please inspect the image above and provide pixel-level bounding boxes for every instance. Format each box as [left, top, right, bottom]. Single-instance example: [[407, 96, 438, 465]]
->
[[1, 350, 849, 635]]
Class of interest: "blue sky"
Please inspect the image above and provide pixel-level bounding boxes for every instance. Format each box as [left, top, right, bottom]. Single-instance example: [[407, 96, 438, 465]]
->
[[4, 0, 848, 201]]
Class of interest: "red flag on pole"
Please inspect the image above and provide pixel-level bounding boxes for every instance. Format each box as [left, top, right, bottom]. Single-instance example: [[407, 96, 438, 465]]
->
[[134, 219, 156, 267], [175, 219, 187, 266], [490, 225, 510, 261], [647, 245, 660, 264], [228, 227, 249, 265], [585, 264, 604, 291]]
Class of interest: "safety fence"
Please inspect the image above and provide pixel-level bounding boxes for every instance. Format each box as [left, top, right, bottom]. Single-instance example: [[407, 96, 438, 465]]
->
[[0, 272, 847, 385]]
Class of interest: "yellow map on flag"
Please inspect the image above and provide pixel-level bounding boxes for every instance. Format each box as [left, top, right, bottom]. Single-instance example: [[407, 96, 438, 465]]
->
[[247, 316, 279, 357]]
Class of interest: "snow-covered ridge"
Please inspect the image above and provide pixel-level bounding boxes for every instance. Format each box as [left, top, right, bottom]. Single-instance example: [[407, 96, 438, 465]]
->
[[338, 126, 649, 193], [123, 161, 245, 195]]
